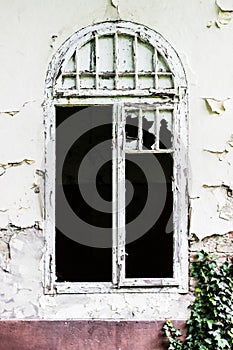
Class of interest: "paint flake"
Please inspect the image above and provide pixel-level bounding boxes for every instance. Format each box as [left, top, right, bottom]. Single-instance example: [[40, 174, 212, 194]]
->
[[204, 98, 229, 114], [0, 159, 35, 176], [216, 0, 233, 12]]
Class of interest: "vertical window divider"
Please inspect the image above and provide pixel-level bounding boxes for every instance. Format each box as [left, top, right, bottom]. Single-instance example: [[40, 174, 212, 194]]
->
[[75, 48, 80, 92], [112, 104, 118, 286], [114, 33, 119, 90], [153, 47, 158, 89], [155, 108, 160, 150], [153, 108, 157, 151], [138, 108, 143, 150], [117, 104, 126, 286], [95, 34, 100, 89], [133, 35, 138, 89]]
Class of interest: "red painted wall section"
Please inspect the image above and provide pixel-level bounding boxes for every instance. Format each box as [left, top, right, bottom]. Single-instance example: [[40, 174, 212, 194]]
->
[[0, 321, 186, 350]]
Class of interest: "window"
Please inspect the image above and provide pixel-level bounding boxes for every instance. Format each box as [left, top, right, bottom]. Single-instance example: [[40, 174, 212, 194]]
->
[[44, 21, 188, 294]]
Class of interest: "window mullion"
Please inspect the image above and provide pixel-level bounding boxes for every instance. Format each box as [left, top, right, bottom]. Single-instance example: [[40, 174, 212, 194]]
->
[[112, 105, 118, 286], [116, 104, 126, 286]]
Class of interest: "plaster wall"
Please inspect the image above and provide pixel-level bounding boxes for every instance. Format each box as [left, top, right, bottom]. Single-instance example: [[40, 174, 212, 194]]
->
[[0, 0, 232, 320]]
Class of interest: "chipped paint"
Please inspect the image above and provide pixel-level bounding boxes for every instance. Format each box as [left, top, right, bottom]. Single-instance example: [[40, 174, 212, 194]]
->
[[216, 0, 233, 12], [216, 0, 233, 27], [204, 97, 230, 114], [0, 0, 233, 321], [0, 159, 35, 176]]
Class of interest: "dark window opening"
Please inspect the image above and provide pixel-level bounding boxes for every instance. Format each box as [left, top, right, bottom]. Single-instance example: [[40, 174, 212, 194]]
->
[[125, 153, 173, 278], [56, 106, 112, 282], [55, 105, 174, 284]]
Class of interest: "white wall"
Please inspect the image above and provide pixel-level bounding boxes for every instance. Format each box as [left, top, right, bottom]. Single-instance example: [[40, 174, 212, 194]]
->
[[0, 0, 232, 319]]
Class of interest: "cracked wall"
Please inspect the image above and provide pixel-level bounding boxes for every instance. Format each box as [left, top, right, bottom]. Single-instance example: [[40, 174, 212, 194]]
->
[[0, 0, 232, 320]]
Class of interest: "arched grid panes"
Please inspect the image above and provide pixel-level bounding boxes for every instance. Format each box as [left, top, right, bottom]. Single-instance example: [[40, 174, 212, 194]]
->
[[55, 32, 174, 94]]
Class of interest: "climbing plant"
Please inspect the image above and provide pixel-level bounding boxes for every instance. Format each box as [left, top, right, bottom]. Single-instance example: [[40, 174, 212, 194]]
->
[[163, 251, 233, 350]]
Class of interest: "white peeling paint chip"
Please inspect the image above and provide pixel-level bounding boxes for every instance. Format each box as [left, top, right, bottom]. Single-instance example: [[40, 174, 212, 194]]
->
[[216, 0, 233, 12], [204, 98, 229, 114]]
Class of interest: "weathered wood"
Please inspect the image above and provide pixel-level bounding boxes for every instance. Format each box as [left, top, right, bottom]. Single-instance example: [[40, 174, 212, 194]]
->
[[44, 21, 188, 294]]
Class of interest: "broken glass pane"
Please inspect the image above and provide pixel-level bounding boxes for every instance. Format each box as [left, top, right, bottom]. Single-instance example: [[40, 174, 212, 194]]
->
[[159, 109, 173, 149], [125, 110, 139, 150], [142, 110, 156, 150]]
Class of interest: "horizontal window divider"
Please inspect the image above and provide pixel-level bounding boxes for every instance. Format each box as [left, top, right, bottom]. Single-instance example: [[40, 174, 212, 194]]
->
[[53, 97, 176, 107], [62, 72, 77, 76], [55, 89, 178, 97], [119, 278, 179, 287], [125, 149, 173, 154], [61, 72, 173, 77], [53, 281, 181, 294]]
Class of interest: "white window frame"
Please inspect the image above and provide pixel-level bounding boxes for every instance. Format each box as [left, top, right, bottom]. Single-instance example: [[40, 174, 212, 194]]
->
[[43, 21, 189, 295]]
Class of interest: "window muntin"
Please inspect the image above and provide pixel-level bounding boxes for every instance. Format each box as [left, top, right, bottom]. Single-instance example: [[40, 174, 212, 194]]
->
[[44, 21, 188, 294], [55, 29, 175, 95]]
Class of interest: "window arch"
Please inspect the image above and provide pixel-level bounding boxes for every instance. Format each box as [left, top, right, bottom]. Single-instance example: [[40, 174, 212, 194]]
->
[[44, 21, 188, 294]]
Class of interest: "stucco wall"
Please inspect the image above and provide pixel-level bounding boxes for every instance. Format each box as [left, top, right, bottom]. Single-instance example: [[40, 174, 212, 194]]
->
[[0, 0, 232, 320]]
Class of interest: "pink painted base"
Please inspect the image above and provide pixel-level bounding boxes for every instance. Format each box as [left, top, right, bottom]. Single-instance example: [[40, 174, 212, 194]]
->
[[0, 320, 186, 350]]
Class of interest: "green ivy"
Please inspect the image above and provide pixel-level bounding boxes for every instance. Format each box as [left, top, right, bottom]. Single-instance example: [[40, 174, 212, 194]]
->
[[163, 251, 233, 350]]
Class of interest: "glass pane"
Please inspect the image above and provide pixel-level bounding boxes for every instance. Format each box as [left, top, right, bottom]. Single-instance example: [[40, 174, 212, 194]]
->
[[138, 76, 154, 89], [137, 39, 154, 72], [118, 76, 134, 89], [99, 36, 114, 72], [125, 153, 174, 278], [64, 53, 76, 73], [125, 110, 139, 150], [157, 52, 170, 72], [118, 35, 134, 72], [79, 39, 95, 72], [55, 106, 113, 282], [159, 109, 173, 149], [158, 75, 174, 89], [62, 76, 76, 89], [142, 110, 156, 150], [99, 76, 115, 89], [80, 75, 95, 89]]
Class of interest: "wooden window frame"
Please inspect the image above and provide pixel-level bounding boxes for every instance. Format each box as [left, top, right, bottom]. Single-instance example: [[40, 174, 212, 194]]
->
[[43, 21, 189, 295]]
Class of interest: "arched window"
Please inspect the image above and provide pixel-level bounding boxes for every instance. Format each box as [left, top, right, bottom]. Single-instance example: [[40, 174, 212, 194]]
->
[[44, 21, 188, 294]]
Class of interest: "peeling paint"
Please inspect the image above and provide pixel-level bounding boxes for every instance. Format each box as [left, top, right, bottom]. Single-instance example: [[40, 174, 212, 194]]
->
[[204, 97, 229, 114], [0, 159, 35, 176], [50, 34, 58, 49], [216, 0, 233, 12], [1, 0, 233, 321], [216, 0, 233, 27], [0, 111, 20, 117], [203, 149, 228, 161]]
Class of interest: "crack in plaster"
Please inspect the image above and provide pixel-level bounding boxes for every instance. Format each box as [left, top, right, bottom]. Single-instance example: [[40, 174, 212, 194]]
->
[[110, 0, 120, 18], [203, 135, 233, 161], [0, 101, 35, 118], [0, 159, 35, 176]]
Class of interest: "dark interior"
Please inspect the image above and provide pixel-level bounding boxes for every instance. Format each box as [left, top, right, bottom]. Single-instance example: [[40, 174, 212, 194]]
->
[[55, 106, 173, 283]]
